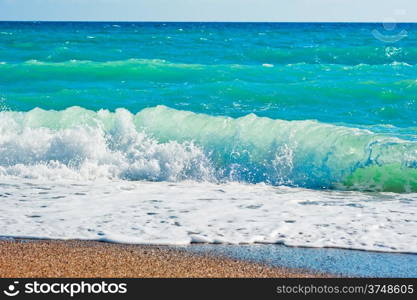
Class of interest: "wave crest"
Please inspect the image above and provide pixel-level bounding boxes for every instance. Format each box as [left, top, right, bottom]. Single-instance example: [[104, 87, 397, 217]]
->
[[0, 107, 214, 182], [1, 106, 417, 192]]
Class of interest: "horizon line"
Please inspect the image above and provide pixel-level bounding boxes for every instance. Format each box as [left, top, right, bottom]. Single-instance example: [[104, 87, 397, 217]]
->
[[1, 20, 417, 23]]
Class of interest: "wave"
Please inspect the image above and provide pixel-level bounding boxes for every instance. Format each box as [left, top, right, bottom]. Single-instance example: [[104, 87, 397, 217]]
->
[[247, 46, 417, 65], [2, 44, 417, 66], [0, 59, 258, 83], [1, 106, 417, 192], [0, 58, 416, 84]]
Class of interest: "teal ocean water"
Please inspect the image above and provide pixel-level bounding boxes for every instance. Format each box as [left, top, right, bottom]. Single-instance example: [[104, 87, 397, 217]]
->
[[1, 22, 417, 252]]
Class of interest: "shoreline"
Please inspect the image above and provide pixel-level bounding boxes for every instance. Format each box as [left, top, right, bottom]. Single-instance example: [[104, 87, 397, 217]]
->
[[0, 239, 330, 278]]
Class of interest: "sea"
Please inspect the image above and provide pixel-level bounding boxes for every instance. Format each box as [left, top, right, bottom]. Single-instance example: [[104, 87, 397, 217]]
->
[[0, 22, 416, 253]]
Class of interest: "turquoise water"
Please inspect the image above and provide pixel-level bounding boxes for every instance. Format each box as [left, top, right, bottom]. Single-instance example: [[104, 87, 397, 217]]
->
[[1, 22, 417, 192]]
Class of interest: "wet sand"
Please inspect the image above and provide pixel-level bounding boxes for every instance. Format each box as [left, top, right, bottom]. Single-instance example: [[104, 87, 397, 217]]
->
[[0, 239, 329, 278]]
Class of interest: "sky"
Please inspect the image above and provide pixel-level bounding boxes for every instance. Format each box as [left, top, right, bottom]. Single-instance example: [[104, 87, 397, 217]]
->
[[0, 0, 416, 22]]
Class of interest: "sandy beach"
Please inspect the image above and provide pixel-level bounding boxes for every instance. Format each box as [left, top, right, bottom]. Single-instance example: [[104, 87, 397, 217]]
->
[[0, 239, 329, 278]]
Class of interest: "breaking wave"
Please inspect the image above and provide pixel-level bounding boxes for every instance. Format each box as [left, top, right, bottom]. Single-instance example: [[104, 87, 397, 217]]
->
[[1, 105, 417, 192]]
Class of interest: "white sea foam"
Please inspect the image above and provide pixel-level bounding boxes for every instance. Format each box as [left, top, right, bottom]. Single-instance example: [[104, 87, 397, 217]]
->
[[0, 107, 213, 182], [0, 178, 416, 252]]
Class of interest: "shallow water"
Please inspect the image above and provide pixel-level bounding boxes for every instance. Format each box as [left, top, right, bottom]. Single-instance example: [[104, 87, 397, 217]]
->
[[182, 244, 417, 277]]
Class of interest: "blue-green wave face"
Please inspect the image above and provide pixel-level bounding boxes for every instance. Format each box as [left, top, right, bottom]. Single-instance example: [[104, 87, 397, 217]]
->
[[1, 22, 417, 192]]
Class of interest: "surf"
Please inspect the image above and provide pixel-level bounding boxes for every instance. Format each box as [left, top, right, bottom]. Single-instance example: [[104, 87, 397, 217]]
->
[[1, 105, 417, 192]]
